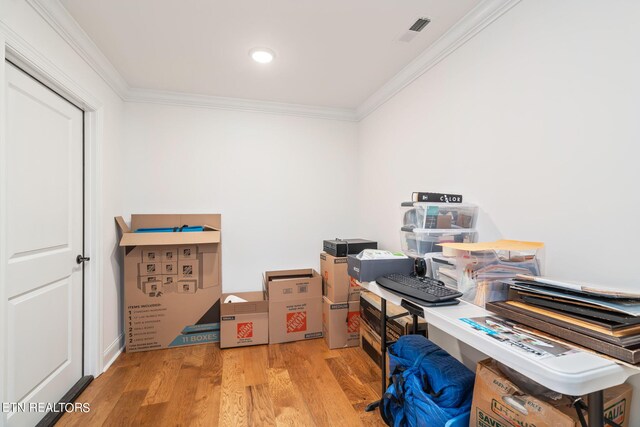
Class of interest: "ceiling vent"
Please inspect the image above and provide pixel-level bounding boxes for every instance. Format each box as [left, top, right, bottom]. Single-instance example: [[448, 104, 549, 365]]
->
[[409, 18, 431, 32], [398, 17, 431, 43]]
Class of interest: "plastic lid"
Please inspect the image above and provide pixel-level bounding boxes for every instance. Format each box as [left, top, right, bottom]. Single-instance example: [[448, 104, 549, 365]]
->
[[401, 201, 477, 208], [402, 227, 477, 234]]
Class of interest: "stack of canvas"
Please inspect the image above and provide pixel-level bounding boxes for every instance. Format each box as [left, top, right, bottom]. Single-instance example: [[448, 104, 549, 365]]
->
[[488, 275, 640, 364]]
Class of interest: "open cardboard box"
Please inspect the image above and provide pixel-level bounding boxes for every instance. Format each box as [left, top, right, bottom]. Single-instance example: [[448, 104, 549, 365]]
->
[[220, 291, 269, 349], [116, 214, 222, 352], [264, 269, 323, 344]]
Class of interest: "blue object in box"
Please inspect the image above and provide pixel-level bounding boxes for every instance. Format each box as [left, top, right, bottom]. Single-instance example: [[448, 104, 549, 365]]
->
[[135, 225, 205, 233]]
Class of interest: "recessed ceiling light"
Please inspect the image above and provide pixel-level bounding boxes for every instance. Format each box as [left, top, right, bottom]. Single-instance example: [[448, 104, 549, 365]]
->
[[249, 48, 275, 64]]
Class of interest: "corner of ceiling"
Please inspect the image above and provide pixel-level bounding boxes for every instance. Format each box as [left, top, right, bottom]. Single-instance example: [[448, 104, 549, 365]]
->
[[28, 0, 520, 123], [355, 0, 522, 121]]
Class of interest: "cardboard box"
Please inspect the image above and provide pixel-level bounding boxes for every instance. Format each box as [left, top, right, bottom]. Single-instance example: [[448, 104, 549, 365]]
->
[[360, 290, 427, 342], [322, 296, 360, 349], [178, 245, 197, 260], [359, 320, 389, 371], [142, 247, 162, 262], [265, 269, 323, 344], [139, 261, 161, 276], [161, 247, 177, 262], [116, 214, 222, 352], [220, 291, 269, 349], [470, 359, 633, 427], [321, 252, 360, 302], [162, 261, 177, 275], [347, 254, 413, 282]]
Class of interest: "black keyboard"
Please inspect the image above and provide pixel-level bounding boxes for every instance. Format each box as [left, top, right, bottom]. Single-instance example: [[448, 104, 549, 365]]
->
[[376, 274, 462, 303]]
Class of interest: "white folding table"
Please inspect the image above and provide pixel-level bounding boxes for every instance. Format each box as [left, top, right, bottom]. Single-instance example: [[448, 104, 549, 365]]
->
[[360, 280, 638, 427]]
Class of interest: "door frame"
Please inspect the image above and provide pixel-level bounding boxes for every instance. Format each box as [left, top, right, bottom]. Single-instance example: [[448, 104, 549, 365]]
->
[[0, 25, 105, 415]]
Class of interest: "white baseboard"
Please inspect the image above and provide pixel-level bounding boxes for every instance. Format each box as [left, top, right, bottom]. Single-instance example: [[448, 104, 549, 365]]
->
[[102, 333, 124, 374]]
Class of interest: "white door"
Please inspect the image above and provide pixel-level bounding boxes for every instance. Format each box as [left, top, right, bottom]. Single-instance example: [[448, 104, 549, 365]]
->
[[3, 62, 84, 426]]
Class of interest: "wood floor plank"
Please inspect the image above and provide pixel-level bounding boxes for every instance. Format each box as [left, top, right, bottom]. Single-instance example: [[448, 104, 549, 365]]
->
[[325, 356, 379, 408], [158, 346, 206, 427], [56, 339, 388, 427], [340, 347, 381, 384], [243, 345, 270, 386], [188, 376, 221, 427], [219, 348, 248, 427], [268, 343, 286, 369], [124, 348, 173, 393], [141, 348, 187, 405], [300, 342, 364, 427], [246, 383, 277, 426], [200, 342, 223, 382], [131, 402, 169, 426], [267, 367, 317, 427], [102, 389, 147, 427]]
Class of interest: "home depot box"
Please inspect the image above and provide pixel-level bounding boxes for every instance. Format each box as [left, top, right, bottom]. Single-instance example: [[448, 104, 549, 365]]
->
[[470, 359, 633, 427], [265, 269, 323, 344], [322, 296, 360, 349], [360, 290, 427, 342], [116, 214, 222, 352], [321, 252, 361, 302], [220, 292, 269, 349]]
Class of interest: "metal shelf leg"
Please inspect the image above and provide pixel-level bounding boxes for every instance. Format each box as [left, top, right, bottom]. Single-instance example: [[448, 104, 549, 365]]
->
[[587, 390, 604, 427]]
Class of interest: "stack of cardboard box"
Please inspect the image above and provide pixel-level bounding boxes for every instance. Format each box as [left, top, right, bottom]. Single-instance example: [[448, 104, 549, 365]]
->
[[220, 268, 324, 348], [321, 252, 363, 349]]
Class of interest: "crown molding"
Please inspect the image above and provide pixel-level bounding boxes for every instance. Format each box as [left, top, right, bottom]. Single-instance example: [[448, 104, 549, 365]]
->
[[26, 0, 518, 122], [355, 0, 522, 121], [26, 0, 130, 99], [26, 0, 357, 121], [127, 88, 358, 121]]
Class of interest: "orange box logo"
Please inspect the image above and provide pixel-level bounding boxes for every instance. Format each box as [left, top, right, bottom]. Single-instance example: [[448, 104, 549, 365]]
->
[[347, 312, 361, 333], [237, 322, 253, 339], [287, 311, 307, 333], [349, 277, 359, 288]]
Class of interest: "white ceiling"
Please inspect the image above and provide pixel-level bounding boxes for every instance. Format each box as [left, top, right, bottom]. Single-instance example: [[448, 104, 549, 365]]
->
[[60, 0, 480, 109]]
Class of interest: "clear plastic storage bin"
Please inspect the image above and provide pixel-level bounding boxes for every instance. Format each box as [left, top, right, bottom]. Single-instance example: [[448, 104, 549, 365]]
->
[[401, 202, 478, 230], [400, 227, 478, 256]]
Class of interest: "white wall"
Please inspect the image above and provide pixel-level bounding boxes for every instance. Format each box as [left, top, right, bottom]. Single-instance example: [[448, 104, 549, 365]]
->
[[356, 0, 640, 421], [357, 0, 640, 289], [123, 102, 358, 292], [0, 0, 125, 371]]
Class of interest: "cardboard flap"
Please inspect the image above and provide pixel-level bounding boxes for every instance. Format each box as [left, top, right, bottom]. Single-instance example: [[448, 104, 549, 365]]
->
[[115, 216, 130, 233], [119, 230, 221, 247]]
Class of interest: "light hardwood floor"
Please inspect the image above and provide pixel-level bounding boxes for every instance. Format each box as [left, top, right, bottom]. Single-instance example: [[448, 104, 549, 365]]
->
[[57, 339, 386, 426]]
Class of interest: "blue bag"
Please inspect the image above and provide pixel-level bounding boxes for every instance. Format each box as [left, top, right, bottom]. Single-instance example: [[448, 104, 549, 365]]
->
[[380, 335, 475, 427]]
